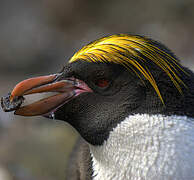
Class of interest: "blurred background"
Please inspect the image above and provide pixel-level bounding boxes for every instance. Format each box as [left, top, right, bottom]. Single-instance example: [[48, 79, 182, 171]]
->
[[0, 0, 194, 179]]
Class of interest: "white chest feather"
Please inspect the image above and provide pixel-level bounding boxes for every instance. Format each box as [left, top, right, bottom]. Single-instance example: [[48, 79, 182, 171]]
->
[[89, 114, 194, 180]]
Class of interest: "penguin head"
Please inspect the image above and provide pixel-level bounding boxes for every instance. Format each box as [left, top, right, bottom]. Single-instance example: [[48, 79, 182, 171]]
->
[[54, 61, 145, 145], [3, 34, 194, 145]]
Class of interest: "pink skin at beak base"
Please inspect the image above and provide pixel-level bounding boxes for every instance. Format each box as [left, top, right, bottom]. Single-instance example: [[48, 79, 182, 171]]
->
[[10, 74, 92, 117]]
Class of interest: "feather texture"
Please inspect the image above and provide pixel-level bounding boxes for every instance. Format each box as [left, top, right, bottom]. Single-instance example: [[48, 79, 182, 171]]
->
[[69, 34, 186, 104]]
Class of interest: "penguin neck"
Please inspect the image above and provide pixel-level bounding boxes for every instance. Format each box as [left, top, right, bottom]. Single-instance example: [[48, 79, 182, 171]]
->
[[89, 114, 194, 180]]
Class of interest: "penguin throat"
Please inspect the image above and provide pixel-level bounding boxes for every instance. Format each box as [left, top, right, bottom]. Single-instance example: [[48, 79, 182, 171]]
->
[[89, 114, 194, 180]]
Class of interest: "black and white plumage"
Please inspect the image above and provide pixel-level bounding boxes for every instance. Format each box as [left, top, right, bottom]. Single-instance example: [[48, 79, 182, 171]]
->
[[1, 34, 194, 180]]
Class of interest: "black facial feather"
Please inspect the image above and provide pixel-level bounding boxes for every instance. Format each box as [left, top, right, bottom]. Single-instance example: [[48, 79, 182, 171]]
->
[[55, 59, 194, 145], [69, 34, 186, 104]]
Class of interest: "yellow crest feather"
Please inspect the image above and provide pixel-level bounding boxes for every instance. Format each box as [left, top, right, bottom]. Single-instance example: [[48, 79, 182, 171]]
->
[[69, 34, 186, 104]]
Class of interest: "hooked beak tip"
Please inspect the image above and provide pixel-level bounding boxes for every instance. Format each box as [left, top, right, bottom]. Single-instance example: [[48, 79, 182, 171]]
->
[[9, 96, 13, 103], [2, 73, 92, 117], [10, 74, 61, 101]]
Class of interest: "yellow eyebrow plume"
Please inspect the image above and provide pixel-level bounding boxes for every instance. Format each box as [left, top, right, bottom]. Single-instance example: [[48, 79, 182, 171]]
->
[[69, 34, 186, 104]]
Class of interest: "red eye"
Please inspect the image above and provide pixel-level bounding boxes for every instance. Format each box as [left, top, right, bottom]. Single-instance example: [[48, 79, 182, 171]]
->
[[95, 79, 109, 88]]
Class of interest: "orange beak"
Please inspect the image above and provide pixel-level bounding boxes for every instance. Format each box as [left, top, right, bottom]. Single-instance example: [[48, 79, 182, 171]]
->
[[1, 73, 92, 117]]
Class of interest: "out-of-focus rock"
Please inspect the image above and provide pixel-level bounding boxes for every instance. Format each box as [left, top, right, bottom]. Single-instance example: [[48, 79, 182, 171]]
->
[[0, 166, 12, 180]]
